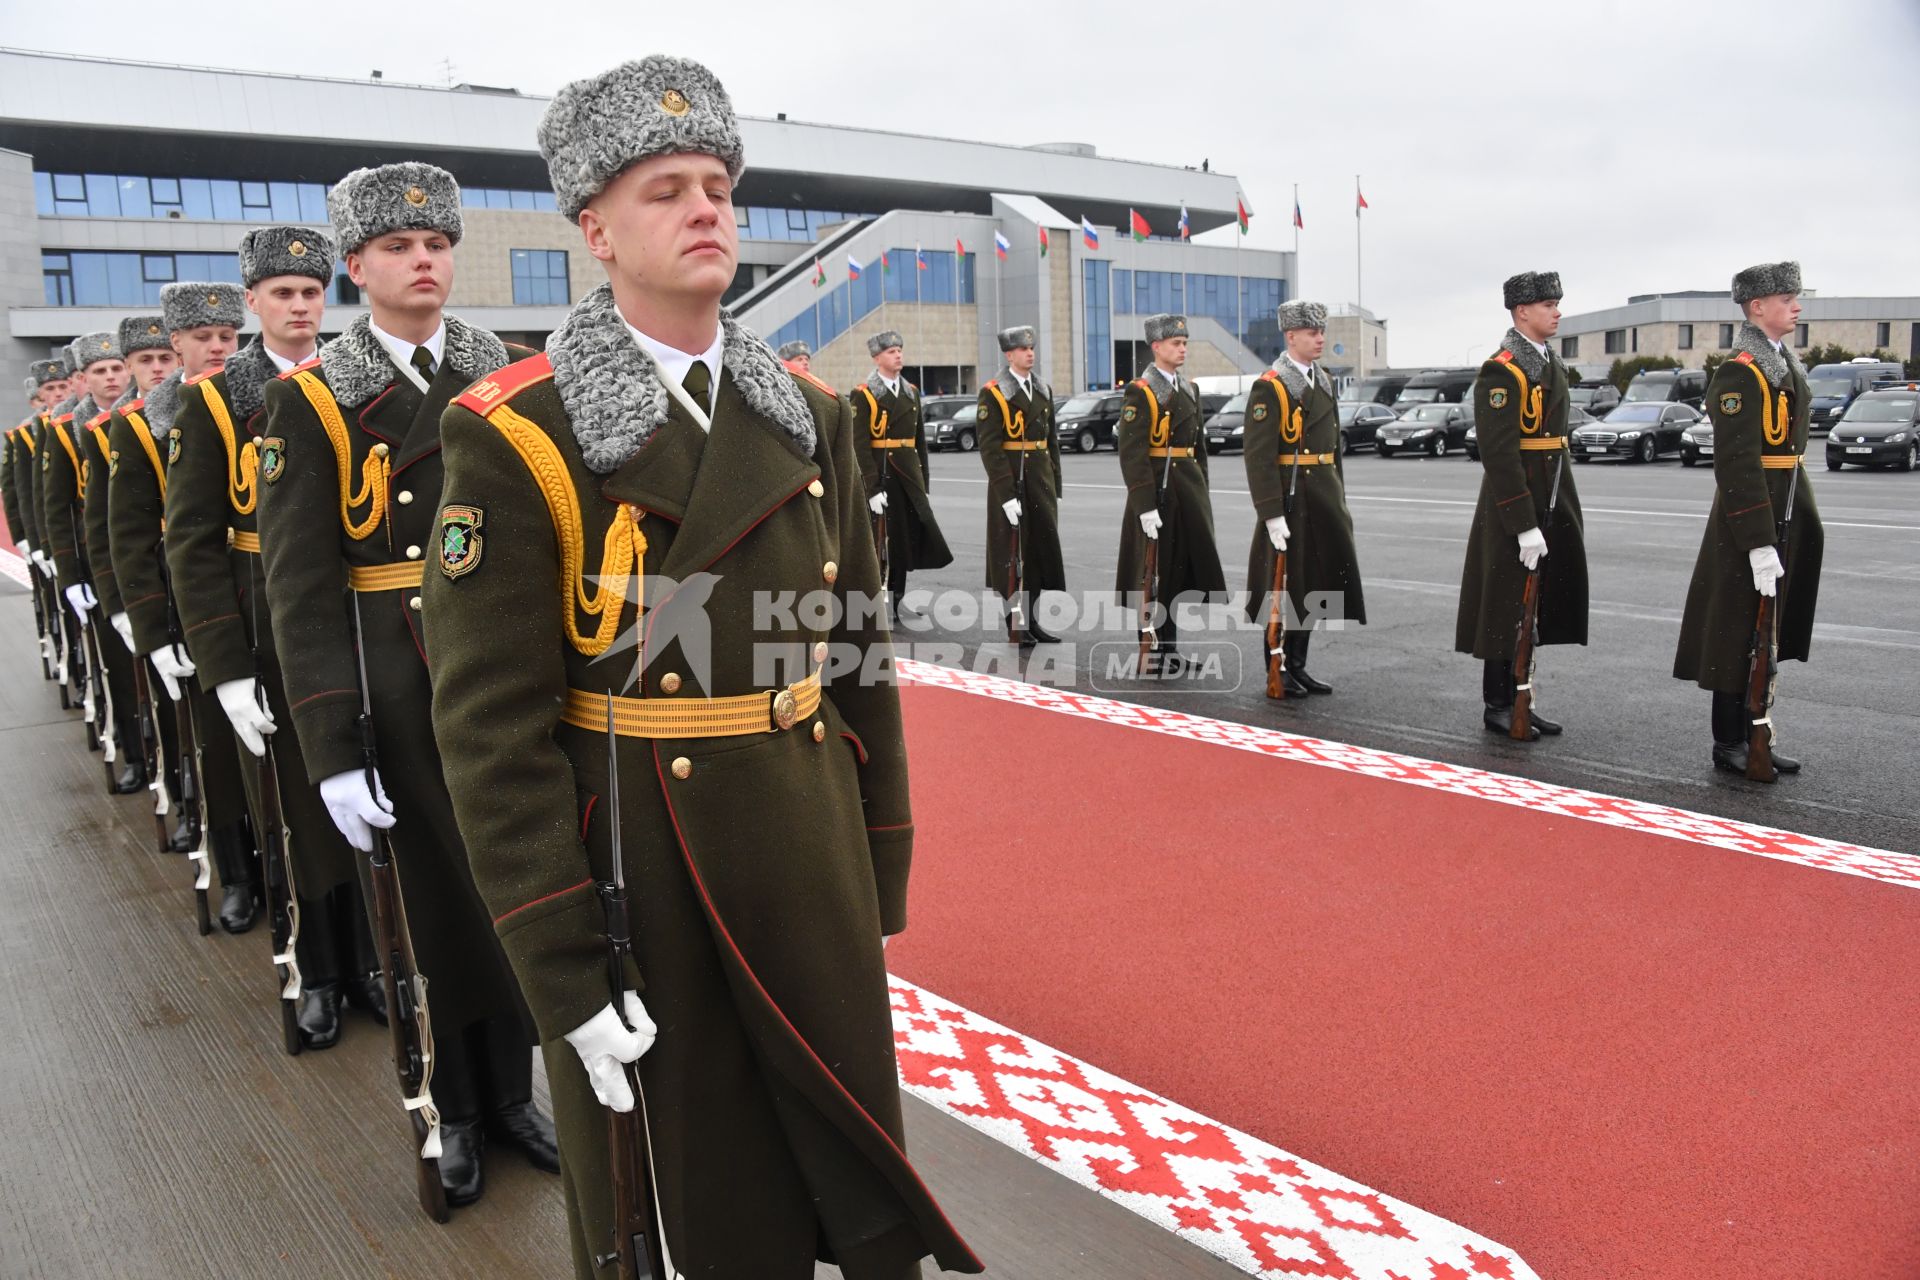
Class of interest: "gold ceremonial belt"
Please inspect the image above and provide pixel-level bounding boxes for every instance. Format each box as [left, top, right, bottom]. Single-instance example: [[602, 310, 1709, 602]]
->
[[870, 439, 917, 449], [1519, 438, 1567, 451], [347, 562, 426, 592], [560, 673, 823, 739], [227, 529, 262, 553], [1002, 441, 1048, 451], [1275, 452, 1335, 465], [1760, 454, 1802, 469], [1147, 447, 1196, 458]]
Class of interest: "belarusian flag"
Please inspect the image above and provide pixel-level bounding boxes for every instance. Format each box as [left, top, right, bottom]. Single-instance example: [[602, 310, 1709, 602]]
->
[[1038, 226, 1050, 257], [881, 251, 891, 274], [1129, 209, 1150, 241], [811, 258, 825, 287], [1236, 196, 1252, 234]]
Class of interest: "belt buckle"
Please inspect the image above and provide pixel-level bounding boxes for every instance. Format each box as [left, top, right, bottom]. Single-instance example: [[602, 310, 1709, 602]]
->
[[769, 687, 798, 732]]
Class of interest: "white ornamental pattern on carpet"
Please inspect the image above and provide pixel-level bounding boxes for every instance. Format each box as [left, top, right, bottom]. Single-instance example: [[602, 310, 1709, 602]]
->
[[895, 659, 1918, 889], [891, 977, 1537, 1280]]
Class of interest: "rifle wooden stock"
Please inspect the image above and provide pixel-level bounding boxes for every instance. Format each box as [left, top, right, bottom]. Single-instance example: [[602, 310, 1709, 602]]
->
[[175, 686, 211, 938], [29, 570, 52, 681], [368, 830, 450, 1223], [872, 494, 890, 607], [607, 1070, 667, 1279], [1743, 593, 1779, 782], [1006, 454, 1028, 646], [1511, 569, 1543, 740], [1264, 547, 1288, 700], [129, 657, 170, 852], [1138, 536, 1159, 663], [257, 738, 304, 1055]]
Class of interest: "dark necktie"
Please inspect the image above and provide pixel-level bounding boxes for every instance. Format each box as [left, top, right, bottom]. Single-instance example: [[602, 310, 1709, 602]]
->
[[682, 360, 712, 411], [410, 345, 436, 381]]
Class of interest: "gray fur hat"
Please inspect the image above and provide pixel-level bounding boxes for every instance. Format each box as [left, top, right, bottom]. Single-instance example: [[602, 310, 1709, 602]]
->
[[1503, 271, 1563, 310], [162, 281, 247, 332], [23, 376, 36, 399], [118, 315, 171, 355], [1277, 300, 1328, 332], [1732, 261, 1801, 305], [74, 330, 123, 369], [776, 340, 810, 361], [62, 341, 82, 371], [997, 325, 1037, 352], [540, 56, 745, 222], [1144, 313, 1189, 343], [327, 162, 462, 254], [30, 359, 69, 386], [240, 225, 336, 286], [867, 330, 903, 357]]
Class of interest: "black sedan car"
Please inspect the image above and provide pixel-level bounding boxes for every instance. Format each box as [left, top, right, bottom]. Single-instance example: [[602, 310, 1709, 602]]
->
[[1824, 387, 1920, 471], [1204, 391, 1250, 453], [925, 394, 984, 451], [1571, 401, 1700, 462], [1465, 406, 1596, 461], [1055, 390, 1127, 452], [1339, 400, 1399, 453], [1376, 402, 1472, 457]]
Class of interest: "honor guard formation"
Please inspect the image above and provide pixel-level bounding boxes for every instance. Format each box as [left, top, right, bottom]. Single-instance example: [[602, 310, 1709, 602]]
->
[[0, 45, 1837, 1280]]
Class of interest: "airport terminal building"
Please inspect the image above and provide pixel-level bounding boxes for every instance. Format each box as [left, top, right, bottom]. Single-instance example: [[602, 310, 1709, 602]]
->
[[0, 48, 1294, 398]]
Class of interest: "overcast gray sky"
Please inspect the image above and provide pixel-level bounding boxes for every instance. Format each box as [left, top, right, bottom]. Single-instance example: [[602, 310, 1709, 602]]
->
[[10, 0, 1919, 364]]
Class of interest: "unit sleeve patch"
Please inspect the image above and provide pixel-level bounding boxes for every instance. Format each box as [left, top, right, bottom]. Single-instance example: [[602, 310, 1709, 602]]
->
[[1488, 388, 1509, 410], [437, 504, 485, 579], [1719, 392, 1743, 415], [259, 436, 287, 484], [166, 428, 182, 467]]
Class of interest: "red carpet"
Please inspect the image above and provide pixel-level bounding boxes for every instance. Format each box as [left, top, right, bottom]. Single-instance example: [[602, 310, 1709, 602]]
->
[[887, 681, 1920, 1280]]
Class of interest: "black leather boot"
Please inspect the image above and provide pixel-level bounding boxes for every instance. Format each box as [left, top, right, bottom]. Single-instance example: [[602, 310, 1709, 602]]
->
[[488, 1101, 560, 1174], [1484, 703, 1540, 741], [346, 970, 389, 1026], [296, 983, 343, 1050], [1284, 632, 1330, 693], [436, 1119, 485, 1207], [113, 759, 145, 795], [219, 883, 258, 934]]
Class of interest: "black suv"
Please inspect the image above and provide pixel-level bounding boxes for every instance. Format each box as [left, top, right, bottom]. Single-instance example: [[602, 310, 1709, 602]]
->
[[925, 395, 983, 452], [1055, 390, 1127, 452], [1623, 368, 1708, 410], [1569, 381, 1621, 417]]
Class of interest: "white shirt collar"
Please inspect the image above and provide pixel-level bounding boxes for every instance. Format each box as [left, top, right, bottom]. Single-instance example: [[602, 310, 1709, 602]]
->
[[1528, 337, 1550, 358], [878, 373, 901, 396], [624, 319, 724, 424], [1286, 355, 1315, 382], [1771, 338, 1786, 354], [368, 317, 445, 377], [262, 343, 314, 375], [1011, 368, 1032, 395], [1151, 363, 1180, 390]]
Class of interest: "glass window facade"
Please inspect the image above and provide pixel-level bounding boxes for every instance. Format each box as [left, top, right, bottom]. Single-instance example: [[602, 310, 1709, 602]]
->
[[42, 250, 357, 306], [461, 187, 560, 212], [1083, 259, 1112, 390], [767, 249, 974, 356], [1084, 264, 1285, 390], [510, 249, 570, 305], [738, 208, 873, 243], [881, 249, 975, 304], [34, 171, 334, 223]]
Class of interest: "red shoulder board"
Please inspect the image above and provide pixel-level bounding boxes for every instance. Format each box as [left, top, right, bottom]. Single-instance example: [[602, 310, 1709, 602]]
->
[[790, 368, 839, 398], [1494, 350, 1514, 364], [1733, 352, 1754, 365], [87, 410, 111, 429], [456, 352, 553, 415], [183, 368, 219, 386], [122, 398, 144, 413], [1257, 368, 1279, 382], [55, 412, 73, 424], [276, 355, 323, 381]]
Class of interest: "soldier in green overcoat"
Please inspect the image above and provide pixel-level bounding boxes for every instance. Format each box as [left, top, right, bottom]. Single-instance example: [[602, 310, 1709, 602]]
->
[[849, 329, 953, 613], [1242, 300, 1366, 695], [1114, 313, 1224, 654], [1454, 271, 1589, 738], [978, 323, 1065, 644], [423, 55, 981, 1280], [1673, 261, 1823, 778], [257, 163, 549, 1205]]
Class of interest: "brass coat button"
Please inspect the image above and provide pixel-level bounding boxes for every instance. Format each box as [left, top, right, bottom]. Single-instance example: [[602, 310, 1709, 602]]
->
[[806, 478, 824, 498], [397, 490, 414, 505], [659, 672, 682, 694], [409, 595, 422, 611], [811, 721, 826, 742], [771, 689, 799, 731], [406, 545, 421, 559], [812, 641, 828, 664], [671, 757, 692, 780], [822, 560, 837, 583], [371, 442, 389, 458]]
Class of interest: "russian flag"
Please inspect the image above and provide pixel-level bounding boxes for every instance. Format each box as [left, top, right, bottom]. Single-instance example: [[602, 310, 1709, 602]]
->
[[916, 243, 928, 270], [1177, 206, 1190, 239], [1082, 216, 1099, 250], [847, 253, 863, 282], [993, 231, 1010, 260], [1293, 196, 1304, 230]]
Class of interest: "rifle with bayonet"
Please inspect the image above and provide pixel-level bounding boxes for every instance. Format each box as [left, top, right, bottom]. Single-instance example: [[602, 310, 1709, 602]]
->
[[28, 553, 53, 682], [1510, 449, 1568, 741], [129, 650, 172, 852], [72, 525, 119, 785], [242, 557, 302, 1052], [1139, 393, 1176, 664], [873, 420, 891, 618], [160, 572, 212, 936], [349, 590, 448, 1222], [1265, 400, 1303, 700], [1743, 461, 1799, 782], [594, 693, 672, 1280], [1005, 409, 1029, 647]]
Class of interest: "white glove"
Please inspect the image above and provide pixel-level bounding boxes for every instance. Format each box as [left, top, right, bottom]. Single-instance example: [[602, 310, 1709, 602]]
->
[[14, 540, 28, 561], [1139, 510, 1162, 540], [1002, 498, 1022, 527], [64, 582, 97, 619], [1748, 546, 1784, 597], [869, 491, 889, 514], [564, 992, 658, 1113], [1265, 516, 1290, 552], [109, 611, 136, 653], [149, 644, 194, 702], [216, 676, 277, 758], [318, 767, 395, 852], [32, 549, 53, 575], [1517, 527, 1548, 571]]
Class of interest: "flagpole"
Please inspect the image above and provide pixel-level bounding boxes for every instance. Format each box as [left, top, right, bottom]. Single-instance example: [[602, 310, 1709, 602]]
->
[[1355, 173, 1363, 314], [995, 230, 1004, 335], [1236, 203, 1246, 393]]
